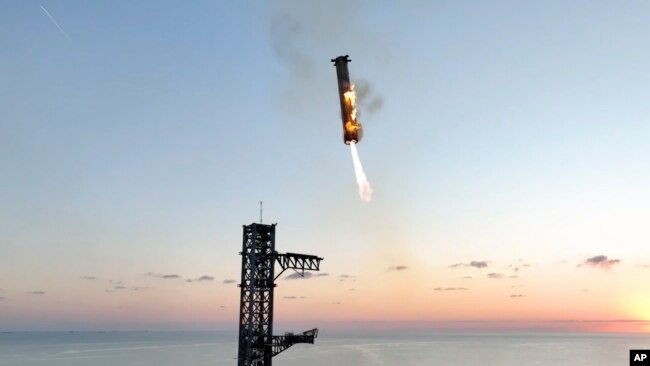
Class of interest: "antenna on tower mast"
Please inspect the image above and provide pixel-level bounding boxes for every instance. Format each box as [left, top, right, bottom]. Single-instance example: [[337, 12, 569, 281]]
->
[[260, 201, 263, 223]]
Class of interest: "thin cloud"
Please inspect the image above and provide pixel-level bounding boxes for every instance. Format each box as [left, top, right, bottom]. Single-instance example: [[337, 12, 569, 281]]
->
[[583, 255, 621, 270], [283, 296, 298, 299], [348, 288, 356, 291], [284, 272, 329, 279], [487, 273, 504, 279], [449, 261, 489, 269], [219, 305, 226, 309], [434, 287, 469, 291], [131, 286, 148, 291], [285, 272, 313, 280], [81, 276, 96, 280], [462, 276, 472, 279], [114, 285, 126, 290], [469, 261, 489, 268], [510, 294, 525, 298], [509, 263, 532, 272], [387, 265, 408, 272], [222, 279, 236, 284], [187, 275, 214, 283], [0, 297, 4, 300], [144, 273, 181, 279], [40, 5, 70, 39], [27, 291, 45, 295], [332, 302, 341, 305]]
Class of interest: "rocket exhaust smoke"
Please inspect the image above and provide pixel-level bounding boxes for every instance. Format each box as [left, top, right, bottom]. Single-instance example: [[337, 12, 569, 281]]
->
[[349, 142, 372, 202]]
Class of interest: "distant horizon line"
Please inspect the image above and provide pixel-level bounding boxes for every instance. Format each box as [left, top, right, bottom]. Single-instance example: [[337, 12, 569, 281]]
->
[[2, 319, 648, 333]]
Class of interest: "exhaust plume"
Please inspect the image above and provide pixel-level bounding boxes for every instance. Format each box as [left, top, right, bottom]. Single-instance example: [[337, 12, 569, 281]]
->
[[349, 142, 372, 202]]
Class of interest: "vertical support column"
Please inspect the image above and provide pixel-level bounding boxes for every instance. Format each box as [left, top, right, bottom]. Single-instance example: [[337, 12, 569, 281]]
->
[[238, 225, 254, 366], [237, 223, 276, 366], [264, 226, 275, 365]]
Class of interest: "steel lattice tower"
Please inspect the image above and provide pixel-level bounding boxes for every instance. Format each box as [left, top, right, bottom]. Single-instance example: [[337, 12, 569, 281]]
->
[[237, 223, 322, 366]]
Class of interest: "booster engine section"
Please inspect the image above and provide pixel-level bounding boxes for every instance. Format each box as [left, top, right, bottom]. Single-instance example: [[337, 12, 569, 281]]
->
[[331, 55, 362, 145]]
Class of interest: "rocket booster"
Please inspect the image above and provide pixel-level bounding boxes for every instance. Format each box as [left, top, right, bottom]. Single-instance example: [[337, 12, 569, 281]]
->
[[331, 55, 362, 145]]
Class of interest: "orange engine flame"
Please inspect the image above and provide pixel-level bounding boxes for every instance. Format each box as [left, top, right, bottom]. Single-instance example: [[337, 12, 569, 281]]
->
[[343, 84, 358, 131], [345, 121, 358, 134]]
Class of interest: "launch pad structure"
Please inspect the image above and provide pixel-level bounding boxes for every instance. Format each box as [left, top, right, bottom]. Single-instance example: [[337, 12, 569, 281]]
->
[[237, 223, 323, 366]]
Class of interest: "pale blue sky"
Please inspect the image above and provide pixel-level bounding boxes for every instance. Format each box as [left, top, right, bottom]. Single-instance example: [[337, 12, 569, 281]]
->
[[1, 1, 650, 330]]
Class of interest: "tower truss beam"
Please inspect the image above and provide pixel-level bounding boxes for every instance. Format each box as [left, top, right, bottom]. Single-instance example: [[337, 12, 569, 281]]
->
[[275, 253, 322, 279]]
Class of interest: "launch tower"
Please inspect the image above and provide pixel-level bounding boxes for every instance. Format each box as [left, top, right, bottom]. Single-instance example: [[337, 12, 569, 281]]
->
[[237, 223, 322, 366]]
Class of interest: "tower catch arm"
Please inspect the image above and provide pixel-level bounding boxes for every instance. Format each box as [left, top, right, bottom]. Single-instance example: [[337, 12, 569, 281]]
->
[[269, 328, 319, 357], [275, 253, 323, 280]]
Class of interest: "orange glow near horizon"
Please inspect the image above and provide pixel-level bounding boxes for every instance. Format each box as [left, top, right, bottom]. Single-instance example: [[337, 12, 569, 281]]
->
[[621, 292, 650, 329], [4, 280, 649, 333], [3, 253, 649, 333], [267, 263, 650, 333]]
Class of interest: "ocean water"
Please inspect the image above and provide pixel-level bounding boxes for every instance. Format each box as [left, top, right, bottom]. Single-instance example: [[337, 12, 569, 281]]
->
[[0, 330, 647, 365]]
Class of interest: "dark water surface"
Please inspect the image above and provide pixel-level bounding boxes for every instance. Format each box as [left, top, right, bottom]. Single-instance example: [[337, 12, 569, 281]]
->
[[0, 331, 648, 365]]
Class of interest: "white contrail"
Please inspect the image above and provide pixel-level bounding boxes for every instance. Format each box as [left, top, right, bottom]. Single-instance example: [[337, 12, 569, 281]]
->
[[349, 142, 372, 202], [40, 5, 70, 39]]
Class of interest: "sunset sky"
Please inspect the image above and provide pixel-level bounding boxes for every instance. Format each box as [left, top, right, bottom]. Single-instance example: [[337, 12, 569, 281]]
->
[[1, 1, 650, 332]]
